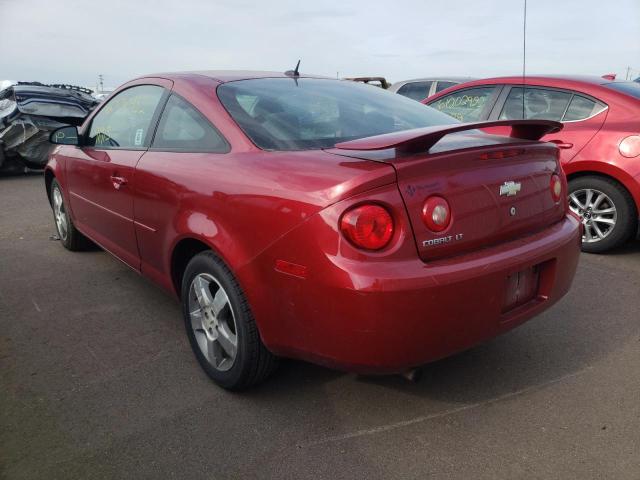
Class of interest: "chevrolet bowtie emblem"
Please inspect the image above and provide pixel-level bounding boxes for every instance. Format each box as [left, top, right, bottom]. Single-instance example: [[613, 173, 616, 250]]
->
[[499, 181, 522, 197]]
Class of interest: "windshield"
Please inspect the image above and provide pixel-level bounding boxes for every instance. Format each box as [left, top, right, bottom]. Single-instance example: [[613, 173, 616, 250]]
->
[[217, 78, 457, 151], [604, 82, 640, 100]]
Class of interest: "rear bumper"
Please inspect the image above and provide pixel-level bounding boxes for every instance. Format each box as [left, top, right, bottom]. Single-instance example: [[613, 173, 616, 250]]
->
[[246, 214, 582, 373]]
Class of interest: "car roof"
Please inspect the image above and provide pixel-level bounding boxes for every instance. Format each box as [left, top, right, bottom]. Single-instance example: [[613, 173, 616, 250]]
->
[[393, 76, 475, 85], [455, 75, 621, 86], [142, 70, 328, 83]]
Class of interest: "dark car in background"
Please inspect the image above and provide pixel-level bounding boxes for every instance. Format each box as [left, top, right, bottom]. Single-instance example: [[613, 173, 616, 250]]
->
[[0, 82, 98, 173], [425, 76, 640, 253], [389, 77, 475, 101]]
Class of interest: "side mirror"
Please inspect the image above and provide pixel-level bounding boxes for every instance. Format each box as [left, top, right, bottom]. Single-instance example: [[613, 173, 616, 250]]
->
[[50, 126, 80, 145]]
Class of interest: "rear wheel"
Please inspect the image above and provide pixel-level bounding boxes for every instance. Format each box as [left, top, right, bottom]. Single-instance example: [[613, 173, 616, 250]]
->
[[50, 179, 89, 251], [181, 251, 278, 390], [568, 176, 637, 253]]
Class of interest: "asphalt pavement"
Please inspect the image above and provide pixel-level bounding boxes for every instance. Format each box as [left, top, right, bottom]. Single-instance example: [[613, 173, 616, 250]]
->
[[1, 173, 639, 479]]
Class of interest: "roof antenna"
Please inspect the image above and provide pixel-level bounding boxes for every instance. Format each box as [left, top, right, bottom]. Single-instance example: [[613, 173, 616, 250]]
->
[[285, 59, 301, 77], [522, 0, 527, 119]]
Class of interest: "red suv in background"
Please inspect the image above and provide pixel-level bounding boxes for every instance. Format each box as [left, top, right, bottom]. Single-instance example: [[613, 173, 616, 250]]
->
[[425, 76, 640, 252]]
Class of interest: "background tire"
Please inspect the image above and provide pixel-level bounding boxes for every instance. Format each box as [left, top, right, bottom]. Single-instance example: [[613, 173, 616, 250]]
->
[[568, 175, 637, 253], [50, 179, 90, 251], [181, 251, 278, 390]]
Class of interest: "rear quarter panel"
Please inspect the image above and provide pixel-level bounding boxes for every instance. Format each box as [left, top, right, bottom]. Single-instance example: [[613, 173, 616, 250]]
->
[[133, 147, 396, 297], [567, 86, 640, 211]]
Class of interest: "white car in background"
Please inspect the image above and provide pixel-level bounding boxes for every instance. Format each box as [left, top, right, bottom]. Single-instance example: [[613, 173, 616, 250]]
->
[[389, 76, 475, 101]]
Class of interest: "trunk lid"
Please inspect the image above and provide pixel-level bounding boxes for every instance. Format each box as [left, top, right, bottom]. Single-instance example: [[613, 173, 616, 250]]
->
[[328, 121, 566, 261], [394, 137, 563, 260]]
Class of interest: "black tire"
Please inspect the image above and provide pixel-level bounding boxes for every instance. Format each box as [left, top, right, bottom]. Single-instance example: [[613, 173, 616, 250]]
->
[[181, 251, 278, 390], [50, 179, 90, 251], [568, 175, 637, 253]]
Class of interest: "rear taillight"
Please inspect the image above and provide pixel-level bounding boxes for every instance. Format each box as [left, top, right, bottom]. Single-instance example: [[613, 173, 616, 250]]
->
[[550, 174, 563, 202], [340, 204, 394, 250], [422, 196, 451, 232], [619, 135, 640, 158]]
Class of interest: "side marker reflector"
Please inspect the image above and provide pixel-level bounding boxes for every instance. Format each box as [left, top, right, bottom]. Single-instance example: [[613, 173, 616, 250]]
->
[[275, 260, 308, 278]]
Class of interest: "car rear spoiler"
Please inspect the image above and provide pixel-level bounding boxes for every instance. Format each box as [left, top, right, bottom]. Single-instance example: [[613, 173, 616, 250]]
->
[[333, 119, 563, 154]]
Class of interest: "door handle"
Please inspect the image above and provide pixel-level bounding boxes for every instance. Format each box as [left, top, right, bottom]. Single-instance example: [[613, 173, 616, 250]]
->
[[549, 139, 574, 149], [110, 175, 128, 190]]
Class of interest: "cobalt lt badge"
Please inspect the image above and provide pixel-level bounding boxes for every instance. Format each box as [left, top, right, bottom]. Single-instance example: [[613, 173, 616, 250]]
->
[[499, 181, 522, 197]]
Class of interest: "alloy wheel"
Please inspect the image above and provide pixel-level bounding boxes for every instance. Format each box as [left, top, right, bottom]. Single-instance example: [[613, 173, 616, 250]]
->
[[188, 273, 238, 372], [569, 188, 617, 243], [52, 186, 68, 241]]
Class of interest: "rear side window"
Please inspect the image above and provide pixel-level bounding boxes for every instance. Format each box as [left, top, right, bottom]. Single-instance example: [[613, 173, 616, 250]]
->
[[87, 85, 164, 148], [429, 86, 497, 122], [562, 95, 606, 121], [499, 87, 571, 121], [435, 81, 456, 93], [152, 95, 229, 152], [397, 81, 433, 101]]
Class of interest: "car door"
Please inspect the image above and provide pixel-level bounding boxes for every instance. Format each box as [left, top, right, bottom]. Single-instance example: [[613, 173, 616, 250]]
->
[[427, 85, 501, 122], [484, 85, 608, 166], [133, 93, 230, 289], [65, 81, 170, 268]]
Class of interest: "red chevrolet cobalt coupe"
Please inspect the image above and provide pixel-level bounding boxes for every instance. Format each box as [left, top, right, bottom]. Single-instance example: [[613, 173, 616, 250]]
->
[[45, 71, 581, 389], [425, 76, 640, 252]]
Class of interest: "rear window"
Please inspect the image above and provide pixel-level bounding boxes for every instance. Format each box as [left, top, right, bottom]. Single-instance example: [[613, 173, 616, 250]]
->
[[217, 78, 456, 151], [604, 82, 640, 100]]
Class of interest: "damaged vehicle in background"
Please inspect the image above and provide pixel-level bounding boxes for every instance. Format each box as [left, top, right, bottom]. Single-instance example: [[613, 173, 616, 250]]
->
[[0, 82, 98, 173]]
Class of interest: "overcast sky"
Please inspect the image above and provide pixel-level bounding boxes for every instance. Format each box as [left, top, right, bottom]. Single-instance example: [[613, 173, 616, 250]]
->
[[2, 0, 639, 89]]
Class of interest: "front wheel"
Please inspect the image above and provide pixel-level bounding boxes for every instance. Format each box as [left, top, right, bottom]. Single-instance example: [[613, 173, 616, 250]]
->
[[568, 176, 637, 253], [181, 251, 278, 390], [50, 179, 89, 251]]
